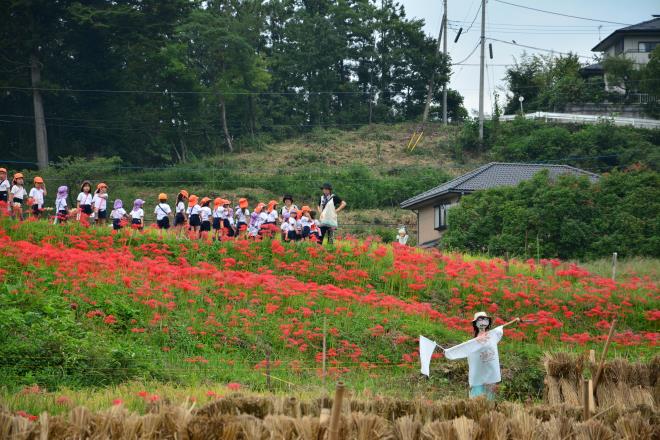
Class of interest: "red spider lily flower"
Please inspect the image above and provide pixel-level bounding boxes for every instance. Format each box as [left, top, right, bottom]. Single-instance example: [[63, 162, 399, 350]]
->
[[226, 382, 241, 391], [112, 399, 124, 406]]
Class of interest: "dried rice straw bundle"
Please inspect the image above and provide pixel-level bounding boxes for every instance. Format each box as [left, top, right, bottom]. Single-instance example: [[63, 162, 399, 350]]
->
[[264, 414, 297, 440], [292, 415, 322, 440], [614, 411, 654, 440], [600, 358, 630, 386], [0, 413, 35, 440], [573, 419, 614, 440], [350, 412, 392, 440], [235, 414, 268, 440], [420, 420, 457, 440], [506, 408, 541, 440], [544, 352, 584, 380], [452, 415, 478, 440], [67, 406, 93, 438], [475, 411, 506, 440], [463, 397, 494, 420], [559, 379, 580, 406], [393, 415, 422, 440], [533, 416, 562, 440], [545, 376, 563, 406]]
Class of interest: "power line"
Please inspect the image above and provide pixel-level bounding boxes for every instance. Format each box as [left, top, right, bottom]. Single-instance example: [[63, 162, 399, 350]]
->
[[447, 19, 620, 29], [487, 38, 593, 59], [452, 40, 482, 65], [493, 0, 632, 26]]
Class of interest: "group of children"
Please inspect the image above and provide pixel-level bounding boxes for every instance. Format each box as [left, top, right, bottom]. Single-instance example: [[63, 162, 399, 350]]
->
[[179, 192, 324, 241], [0, 169, 326, 242]]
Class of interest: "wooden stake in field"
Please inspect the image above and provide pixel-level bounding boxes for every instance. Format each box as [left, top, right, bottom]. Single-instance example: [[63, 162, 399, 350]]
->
[[328, 382, 346, 440], [611, 252, 618, 280], [593, 319, 616, 394]]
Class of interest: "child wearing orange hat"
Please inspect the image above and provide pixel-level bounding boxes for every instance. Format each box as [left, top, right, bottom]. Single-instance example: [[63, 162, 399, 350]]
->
[[187, 194, 201, 233], [198, 197, 212, 239], [0, 168, 9, 206], [29, 176, 47, 218], [154, 193, 172, 231], [221, 199, 236, 238], [9, 173, 27, 220], [92, 183, 109, 226], [300, 206, 313, 239], [212, 197, 223, 240], [235, 198, 250, 237]]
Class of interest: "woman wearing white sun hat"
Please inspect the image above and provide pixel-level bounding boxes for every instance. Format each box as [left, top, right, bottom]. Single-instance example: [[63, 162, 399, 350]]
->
[[444, 311, 520, 400]]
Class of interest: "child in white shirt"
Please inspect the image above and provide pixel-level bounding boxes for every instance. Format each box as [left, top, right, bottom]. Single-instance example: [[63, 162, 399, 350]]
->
[[187, 195, 201, 233], [111, 199, 127, 230], [9, 173, 27, 221], [130, 199, 145, 230], [92, 183, 109, 226], [235, 198, 250, 237], [29, 176, 47, 218], [76, 181, 94, 219], [154, 193, 172, 230], [199, 197, 212, 239], [55, 186, 68, 224], [0, 167, 9, 206]]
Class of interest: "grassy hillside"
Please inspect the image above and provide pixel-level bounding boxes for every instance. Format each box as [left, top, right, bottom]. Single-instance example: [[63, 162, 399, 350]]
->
[[0, 217, 657, 415]]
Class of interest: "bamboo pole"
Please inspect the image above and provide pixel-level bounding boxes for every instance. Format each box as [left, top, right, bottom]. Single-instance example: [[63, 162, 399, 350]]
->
[[322, 317, 327, 384], [328, 382, 346, 440], [582, 379, 590, 420], [502, 317, 521, 328], [593, 319, 616, 393]]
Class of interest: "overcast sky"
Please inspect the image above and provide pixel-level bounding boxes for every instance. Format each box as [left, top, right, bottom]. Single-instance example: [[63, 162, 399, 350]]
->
[[398, 0, 659, 114]]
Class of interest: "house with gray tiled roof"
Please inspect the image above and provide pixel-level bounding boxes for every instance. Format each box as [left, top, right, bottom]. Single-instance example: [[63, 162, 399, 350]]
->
[[400, 163, 599, 247], [583, 15, 660, 82]]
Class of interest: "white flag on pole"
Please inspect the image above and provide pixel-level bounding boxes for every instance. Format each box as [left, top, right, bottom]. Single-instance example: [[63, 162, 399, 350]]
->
[[419, 335, 438, 377]]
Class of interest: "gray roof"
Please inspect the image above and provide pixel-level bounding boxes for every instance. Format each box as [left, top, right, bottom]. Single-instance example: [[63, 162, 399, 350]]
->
[[592, 17, 660, 52], [400, 162, 600, 209]]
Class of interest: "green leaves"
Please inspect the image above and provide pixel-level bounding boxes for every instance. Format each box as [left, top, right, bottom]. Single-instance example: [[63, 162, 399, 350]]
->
[[443, 169, 659, 260]]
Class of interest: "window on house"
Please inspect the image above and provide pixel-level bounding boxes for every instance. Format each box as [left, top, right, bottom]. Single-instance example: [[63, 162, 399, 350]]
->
[[434, 202, 457, 230], [638, 41, 659, 52]]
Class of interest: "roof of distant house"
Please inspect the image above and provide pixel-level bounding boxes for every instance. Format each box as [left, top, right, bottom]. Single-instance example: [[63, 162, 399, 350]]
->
[[400, 162, 600, 209], [592, 16, 660, 52]]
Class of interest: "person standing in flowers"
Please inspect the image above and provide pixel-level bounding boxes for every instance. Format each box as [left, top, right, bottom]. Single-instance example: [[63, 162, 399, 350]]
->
[[199, 197, 212, 240], [154, 193, 172, 232], [444, 312, 519, 400], [92, 183, 109, 226], [110, 199, 127, 230], [318, 182, 346, 245], [29, 176, 47, 219], [54, 186, 69, 224], [9, 173, 27, 220], [235, 198, 250, 237], [76, 181, 94, 221], [0, 168, 9, 208], [129, 199, 145, 231], [187, 194, 201, 234], [174, 190, 188, 237]]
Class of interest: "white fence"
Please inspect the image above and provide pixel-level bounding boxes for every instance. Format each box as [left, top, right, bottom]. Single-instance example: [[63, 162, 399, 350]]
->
[[497, 112, 660, 129]]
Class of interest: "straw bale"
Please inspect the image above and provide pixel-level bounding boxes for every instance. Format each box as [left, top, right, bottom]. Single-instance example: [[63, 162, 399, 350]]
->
[[420, 420, 457, 440]]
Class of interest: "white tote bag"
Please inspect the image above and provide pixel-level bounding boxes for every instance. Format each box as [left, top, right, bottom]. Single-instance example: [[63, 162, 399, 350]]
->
[[319, 197, 338, 228]]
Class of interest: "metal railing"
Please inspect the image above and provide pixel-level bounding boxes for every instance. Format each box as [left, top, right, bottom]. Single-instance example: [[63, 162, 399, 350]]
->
[[498, 112, 660, 129]]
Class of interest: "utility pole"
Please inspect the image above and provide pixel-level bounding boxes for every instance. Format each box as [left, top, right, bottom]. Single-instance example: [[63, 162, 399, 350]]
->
[[442, 0, 448, 125], [31, 54, 49, 169], [478, 0, 486, 140], [422, 1, 446, 123]]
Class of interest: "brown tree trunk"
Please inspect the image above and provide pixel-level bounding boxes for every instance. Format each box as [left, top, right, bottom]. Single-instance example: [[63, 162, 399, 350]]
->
[[219, 95, 233, 152], [30, 54, 49, 169]]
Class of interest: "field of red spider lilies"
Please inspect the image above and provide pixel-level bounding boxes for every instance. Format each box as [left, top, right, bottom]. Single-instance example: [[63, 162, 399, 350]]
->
[[0, 215, 657, 414]]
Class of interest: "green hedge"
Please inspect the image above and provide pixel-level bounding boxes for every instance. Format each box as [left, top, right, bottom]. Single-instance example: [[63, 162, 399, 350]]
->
[[443, 169, 659, 260]]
